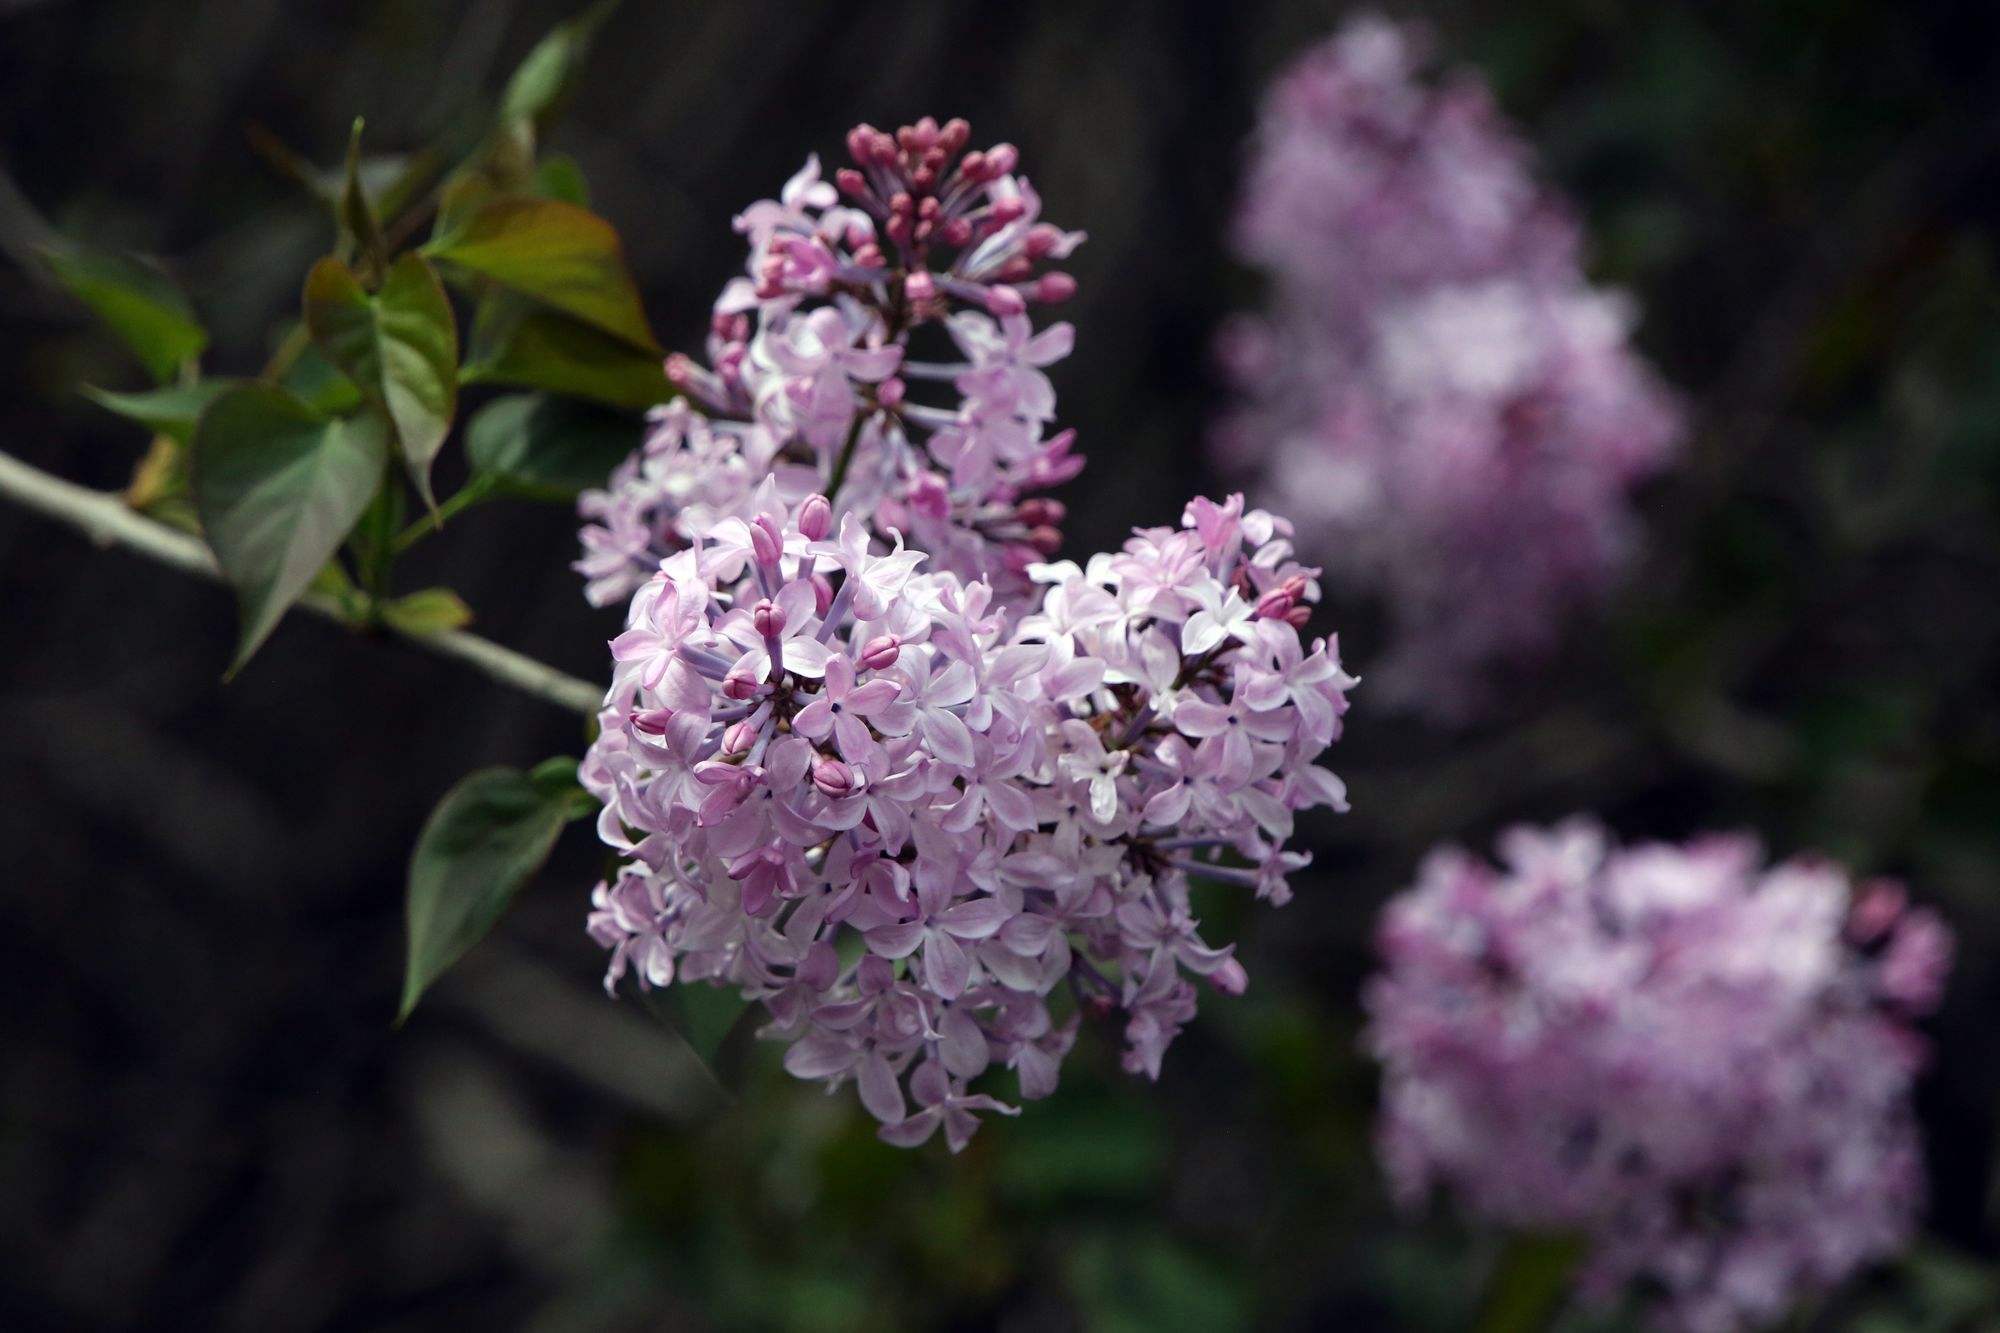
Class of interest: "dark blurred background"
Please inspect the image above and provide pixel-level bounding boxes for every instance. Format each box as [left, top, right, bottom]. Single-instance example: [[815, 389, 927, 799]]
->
[[4, 1, 2000, 1328]]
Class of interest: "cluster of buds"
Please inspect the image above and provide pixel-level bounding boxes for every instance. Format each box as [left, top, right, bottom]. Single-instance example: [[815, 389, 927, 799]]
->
[[577, 118, 1085, 613], [584, 486, 1353, 1150], [1366, 820, 1951, 1330]]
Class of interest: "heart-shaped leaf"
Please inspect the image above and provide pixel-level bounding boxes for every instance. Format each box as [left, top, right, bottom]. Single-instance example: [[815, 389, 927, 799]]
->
[[303, 253, 459, 507], [400, 762, 595, 1022], [43, 245, 208, 384], [189, 385, 389, 673], [426, 196, 659, 353], [465, 391, 641, 500], [462, 290, 670, 409], [82, 379, 239, 444]]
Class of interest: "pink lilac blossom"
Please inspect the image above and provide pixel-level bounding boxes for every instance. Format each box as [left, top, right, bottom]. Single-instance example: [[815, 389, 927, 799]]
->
[[1213, 17, 1681, 718], [583, 483, 1354, 1151], [1365, 819, 1952, 1331], [577, 117, 1085, 611]]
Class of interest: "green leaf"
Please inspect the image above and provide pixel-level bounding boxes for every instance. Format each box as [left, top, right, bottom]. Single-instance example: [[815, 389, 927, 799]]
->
[[461, 290, 670, 409], [400, 763, 592, 1021], [278, 337, 365, 416], [499, 0, 620, 136], [378, 586, 473, 635], [465, 391, 640, 500], [1474, 1234, 1585, 1333], [533, 152, 590, 207], [638, 984, 757, 1091], [42, 246, 208, 384], [82, 379, 239, 444], [337, 117, 387, 278], [425, 196, 658, 352], [303, 253, 459, 507], [188, 386, 390, 674]]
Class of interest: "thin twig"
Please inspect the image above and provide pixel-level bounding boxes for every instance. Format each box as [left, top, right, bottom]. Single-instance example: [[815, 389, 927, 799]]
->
[[0, 449, 603, 717]]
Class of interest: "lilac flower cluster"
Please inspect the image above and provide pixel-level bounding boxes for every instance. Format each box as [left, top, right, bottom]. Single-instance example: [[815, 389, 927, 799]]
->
[[577, 116, 1084, 611], [583, 485, 1353, 1149], [1213, 16, 1681, 718], [1366, 820, 1952, 1330]]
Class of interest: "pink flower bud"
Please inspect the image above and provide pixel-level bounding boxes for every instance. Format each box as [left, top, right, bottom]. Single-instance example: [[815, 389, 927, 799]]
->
[[811, 753, 859, 799], [940, 118, 971, 154], [985, 284, 1027, 317], [749, 514, 784, 568], [1024, 223, 1066, 259], [664, 352, 697, 388], [1254, 585, 1296, 620], [797, 493, 833, 541], [1284, 604, 1311, 628], [904, 269, 937, 304], [631, 707, 674, 736], [1027, 525, 1063, 557], [876, 376, 906, 409], [723, 668, 761, 701], [1015, 497, 1066, 526], [1034, 272, 1078, 304], [940, 216, 973, 247], [1209, 958, 1249, 997], [835, 166, 869, 198], [984, 143, 1019, 177], [1849, 882, 1908, 944], [752, 597, 786, 639], [987, 196, 1027, 226], [858, 634, 903, 671], [720, 719, 758, 756]]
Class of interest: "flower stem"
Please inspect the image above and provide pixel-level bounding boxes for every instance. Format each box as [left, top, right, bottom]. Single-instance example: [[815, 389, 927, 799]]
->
[[0, 449, 603, 717], [824, 411, 868, 508]]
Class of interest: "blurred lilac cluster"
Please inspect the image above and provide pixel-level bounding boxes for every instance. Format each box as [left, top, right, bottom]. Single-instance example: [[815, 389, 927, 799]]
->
[[1366, 820, 1951, 1329], [580, 123, 1354, 1151], [1214, 16, 1681, 718], [577, 116, 1083, 612]]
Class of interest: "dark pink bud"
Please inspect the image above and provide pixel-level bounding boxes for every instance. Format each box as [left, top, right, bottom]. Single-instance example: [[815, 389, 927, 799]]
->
[[749, 514, 784, 567], [859, 634, 903, 671], [984, 143, 1019, 177], [1283, 605, 1311, 628], [1015, 497, 1066, 526], [852, 242, 886, 269], [995, 255, 1034, 283], [811, 753, 859, 799], [1849, 882, 1908, 944], [885, 214, 912, 245], [835, 166, 869, 198], [1254, 585, 1296, 620], [846, 124, 878, 164], [1210, 958, 1249, 997], [1024, 223, 1065, 259], [723, 669, 761, 701], [1034, 272, 1078, 304], [904, 269, 937, 304], [664, 352, 698, 388], [940, 118, 971, 153], [958, 149, 987, 181], [797, 493, 833, 541], [940, 216, 973, 247], [631, 707, 674, 735], [985, 284, 1027, 317], [1026, 525, 1063, 557], [752, 597, 786, 639], [810, 573, 835, 615], [987, 195, 1026, 225], [721, 719, 758, 756], [876, 376, 906, 409]]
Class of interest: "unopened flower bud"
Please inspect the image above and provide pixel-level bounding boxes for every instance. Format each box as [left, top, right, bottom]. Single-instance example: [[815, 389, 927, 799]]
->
[[904, 269, 937, 304], [1210, 958, 1249, 997], [797, 493, 833, 541], [1027, 525, 1063, 556], [858, 634, 903, 671], [876, 376, 906, 409], [811, 753, 859, 799], [1015, 497, 1066, 526], [985, 284, 1027, 317], [721, 718, 758, 756], [1034, 272, 1077, 304], [749, 514, 784, 567], [723, 668, 761, 701], [753, 598, 786, 639], [835, 166, 869, 198], [984, 142, 1019, 177], [632, 707, 675, 736]]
